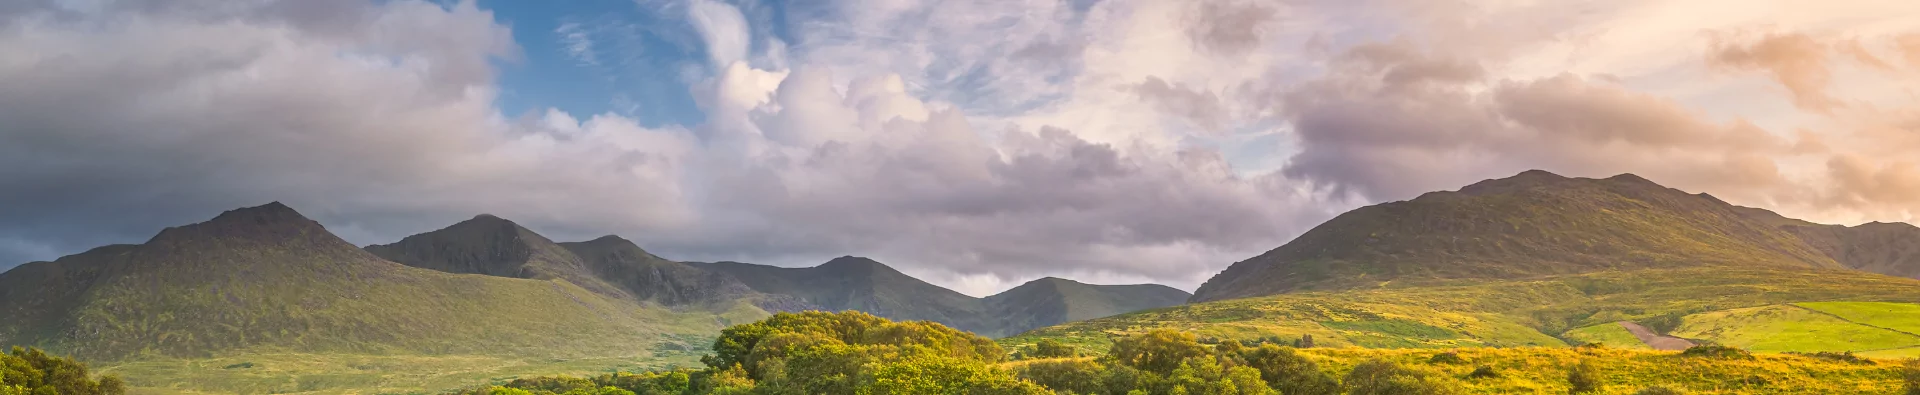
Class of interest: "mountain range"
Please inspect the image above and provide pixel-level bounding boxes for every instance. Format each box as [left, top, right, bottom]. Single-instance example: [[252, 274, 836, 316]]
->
[[1191, 170, 1920, 302], [0, 204, 1187, 361]]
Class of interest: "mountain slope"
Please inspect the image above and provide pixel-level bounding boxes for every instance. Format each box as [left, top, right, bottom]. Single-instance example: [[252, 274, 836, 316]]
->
[[1732, 206, 1920, 279], [690, 257, 1002, 334], [557, 236, 809, 310], [365, 215, 631, 299], [1191, 170, 1844, 302], [985, 277, 1189, 335], [0, 203, 713, 361]]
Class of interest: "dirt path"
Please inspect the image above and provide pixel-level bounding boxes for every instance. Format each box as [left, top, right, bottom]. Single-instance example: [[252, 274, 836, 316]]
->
[[1618, 321, 1695, 351]]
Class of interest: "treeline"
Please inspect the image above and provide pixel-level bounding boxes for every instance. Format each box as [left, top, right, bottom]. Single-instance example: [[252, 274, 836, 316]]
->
[[2, 347, 126, 395], [459, 311, 1920, 395]]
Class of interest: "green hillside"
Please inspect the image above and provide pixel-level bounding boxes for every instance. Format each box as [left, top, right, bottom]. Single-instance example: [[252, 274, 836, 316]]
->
[[364, 214, 635, 300], [1013, 267, 1920, 355], [1191, 171, 1845, 302], [0, 203, 729, 362]]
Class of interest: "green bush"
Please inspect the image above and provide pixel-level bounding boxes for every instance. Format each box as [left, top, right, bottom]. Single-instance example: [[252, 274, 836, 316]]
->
[[1679, 345, 1753, 360], [1464, 366, 1500, 380], [1344, 359, 1455, 395], [1241, 344, 1337, 395], [1, 347, 127, 395], [1903, 359, 1920, 395], [1426, 352, 1465, 364], [1567, 360, 1600, 394], [1019, 338, 1079, 359]]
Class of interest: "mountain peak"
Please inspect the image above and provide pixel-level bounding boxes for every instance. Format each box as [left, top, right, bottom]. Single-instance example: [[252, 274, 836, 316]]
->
[[1456, 169, 1571, 196], [820, 256, 890, 270], [153, 202, 330, 244]]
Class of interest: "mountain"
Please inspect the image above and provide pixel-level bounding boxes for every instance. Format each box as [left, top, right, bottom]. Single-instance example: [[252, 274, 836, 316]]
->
[[984, 277, 1190, 334], [1191, 170, 1848, 302], [691, 258, 1190, 336], [365, 214, 632, 299], [690, 257, 1002, 334], [557, 235, 811, 310], [0, 203, 713, 361]]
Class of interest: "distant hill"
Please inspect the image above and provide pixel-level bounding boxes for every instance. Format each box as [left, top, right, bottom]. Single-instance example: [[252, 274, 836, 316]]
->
[[1191, 170, 1849, 302], [0, 203, 722, 361], [985, 277, 1190, 335], [1731, 206, 1920, 279], [692, 258, 1189, 337]]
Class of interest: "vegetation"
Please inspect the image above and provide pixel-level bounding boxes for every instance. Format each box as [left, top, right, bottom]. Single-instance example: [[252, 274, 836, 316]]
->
[[2, 347, 124, 395], [1014, 267, 1920, 357], [455, 311, 1920, 395]]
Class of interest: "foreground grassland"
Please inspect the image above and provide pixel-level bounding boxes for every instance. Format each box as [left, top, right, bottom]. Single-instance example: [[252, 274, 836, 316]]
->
[[1559, 324, 1652, 350], [1277, 346, 1902, 394], [1009, 267, 1920, 356], [101, 353, 704, 395]]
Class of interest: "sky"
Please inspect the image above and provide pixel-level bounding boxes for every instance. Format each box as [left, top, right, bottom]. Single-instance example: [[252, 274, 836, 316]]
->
[[4, 0, 1920, 296]]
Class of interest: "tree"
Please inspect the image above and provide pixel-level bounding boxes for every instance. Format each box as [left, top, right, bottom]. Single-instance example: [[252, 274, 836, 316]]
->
[[1109, 330, 1211, 376], [1022, 339, 1080, 359], [1240, 344, 1337, 395], [1015, 358, 1106, 394], [1293, 334, 1315, 349]]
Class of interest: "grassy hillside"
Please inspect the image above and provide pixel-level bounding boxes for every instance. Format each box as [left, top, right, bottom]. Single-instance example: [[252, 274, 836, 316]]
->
[[1191, 171, 1846, 302], [1013, 267, 1920, 356], [0, 203, 733, 362]]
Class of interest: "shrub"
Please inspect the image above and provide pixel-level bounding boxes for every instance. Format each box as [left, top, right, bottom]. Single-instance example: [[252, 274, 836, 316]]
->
[[1567, 360, 1600, 394], [1679, 345, 1753, 360], [1242, 344, 1338, 395], [1903, 359, 1920, 395], [1633, 385, 1683, 395], [1427, 352, 1465, 364], [1789, 351, 1873, 365], [1464, 366, 1500, 380], [1109, 330, 1211, 376], [1019, 338, 1079, 359], [1344, 359, 1455, 395]]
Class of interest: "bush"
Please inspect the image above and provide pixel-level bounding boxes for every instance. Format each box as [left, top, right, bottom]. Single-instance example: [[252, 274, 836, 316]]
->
[[1789, 351, 1873, 365], [1109, 329, 1211, 376], [1633, 385, 1683, 395], [1903, 359, 1920, 395], [1344, 359, 1455, 395], [1241, 344, 1338, 395], [1679, 345, 1753, 360], [1464, 366, 1499, 380], [1567, 360, 1601, 394], [1426, 352, 1465, 364], [1019, 338, 1080, 359]]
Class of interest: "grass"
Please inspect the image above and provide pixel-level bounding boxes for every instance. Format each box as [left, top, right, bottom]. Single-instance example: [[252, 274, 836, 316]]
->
[[1561, 323, 1651, 350], [102, 352, 706, 395], [1279, 346, 1907, 394], [1012, 267, 1920, 356], [1671, 305, 1920, 353], [1797, 301, 1920, 335]]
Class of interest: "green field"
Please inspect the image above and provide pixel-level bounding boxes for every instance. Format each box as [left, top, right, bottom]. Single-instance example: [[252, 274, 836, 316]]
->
[[1013, 267, 1920, 356], [1561, 323, 1652, 350], [1798, 301, 1920, 335], [103, 352, 707, 395], [1671, 304, 1920, 353]]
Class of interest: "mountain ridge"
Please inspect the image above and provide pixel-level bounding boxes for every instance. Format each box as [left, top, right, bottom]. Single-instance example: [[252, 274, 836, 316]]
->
[[1190, 170, 1920, 302]]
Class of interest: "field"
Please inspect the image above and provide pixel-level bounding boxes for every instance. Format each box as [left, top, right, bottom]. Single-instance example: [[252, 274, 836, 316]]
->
[[1561, 323, 1652, 350], [103, 351, 708, 395], [1209, 346, 1902, 394], [1672, 305, 1920, 353]]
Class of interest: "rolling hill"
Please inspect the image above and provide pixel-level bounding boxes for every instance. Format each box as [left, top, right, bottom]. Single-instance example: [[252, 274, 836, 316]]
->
[[1017, 170, 1920, 359], [985, 277, 1190, 335], [1191, 170, 1860, 302], [0, 203, 726, 362], [692, 259, 1189, 336]]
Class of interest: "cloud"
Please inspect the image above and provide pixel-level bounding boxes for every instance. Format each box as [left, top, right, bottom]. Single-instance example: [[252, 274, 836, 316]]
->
[[6, 0, 1920, 295], [556, 22, 599, 67]]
